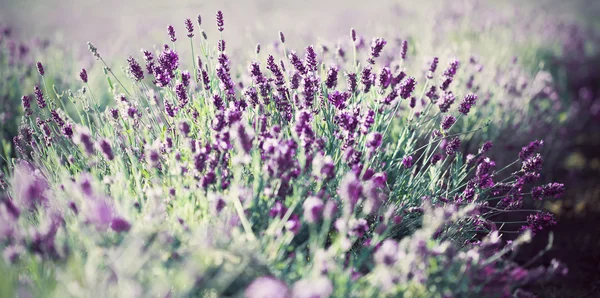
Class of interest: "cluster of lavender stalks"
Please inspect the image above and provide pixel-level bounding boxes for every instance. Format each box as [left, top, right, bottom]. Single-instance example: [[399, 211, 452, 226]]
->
[[0, 10, 568, 298]]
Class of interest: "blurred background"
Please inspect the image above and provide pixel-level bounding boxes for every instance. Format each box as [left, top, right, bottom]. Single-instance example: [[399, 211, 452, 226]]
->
[[1, 0, 599, 296]]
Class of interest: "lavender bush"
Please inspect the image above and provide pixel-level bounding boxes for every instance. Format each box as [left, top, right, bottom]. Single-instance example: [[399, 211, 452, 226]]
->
[[0, 6, 579, 298]]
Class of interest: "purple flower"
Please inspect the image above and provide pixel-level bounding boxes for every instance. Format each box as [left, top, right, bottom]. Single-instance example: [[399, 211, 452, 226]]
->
[[305, 46, 317, 72], [431, 153, 442, 164], [245, 276, 290, 298], [402, 156, 413, 168], [445, 137, 461, 156], [234, 123, 254, 156], [34, 85, 46, 109], [181, 71, 191, 87], [216, 10, 224, 32], [255, 43, 261, 54], [328, 90, 350, 109], [97, 139, 114, 161], [520, 212, 557, 236], [184, 18, 194, 37], [351, 28, 356, 42], [167, 25, 176, 42], [368, 38, 387, 64], [519, 140, 544, 161], [218, 39, 226, 52], [126, 56, 145, 81], [79, 68, 88, 83], [292, 277, 333, 298], [349, 218, 369, 237], [438, 91, 455, 112], [532, 183, 565, 200], [286, 214, 301, 234], [110, 217, 131, 232], [361, 66, 373, 93], [366, 132, 383, 149], [175, 82, 188, 107], [374, 239, 399, 266], [11, 160, 49, 211], [428, 57, 439, 78], [400, 40, 408, 60], [21, 95, 32, 116], [479, 141, 493, 154], [36, 61, 45, 76], [522, 153, 543, 172], [303, 196, 324, 223], [441, 115, 456, 130], [75, 126, 95, 155], [345, 72, 357, 93], [339, 172, 362, 211], [197, 14, 202, 26], [399, 77, 417, 99], [325, 66, 338, 89], [443, 59, 460, 78], [279, 31, 285, 43], [458, 93, 477, 115]]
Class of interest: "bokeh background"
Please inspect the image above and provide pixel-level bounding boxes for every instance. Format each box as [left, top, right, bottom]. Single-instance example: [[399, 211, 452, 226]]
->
[[1, 0, 599, 296]]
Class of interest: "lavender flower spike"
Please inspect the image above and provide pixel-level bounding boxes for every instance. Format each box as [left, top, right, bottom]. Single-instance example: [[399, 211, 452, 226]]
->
[[185, 18, 194, 37], [36, 61, 45, 76], [216, 10, 224, 32], [79, 68, 88, 83], [167, 25, 176, 42]]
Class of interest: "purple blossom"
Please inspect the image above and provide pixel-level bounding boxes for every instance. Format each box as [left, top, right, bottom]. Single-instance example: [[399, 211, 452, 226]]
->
[[339, 172, 362, 211], [520, 212, 557, 236], [519, 140, 544, 161], [399, 77, 417, 99], [400, 40, 408, 60], [167, 25, 176, 42], [366, 132, 383, 149], [181, 71, 191, 87], [438, 91, 455, 112], [305, 46, 317, 72], [175, 82, 188, 107], [443, 59, 460, 78], [184, 18, 194, 37], [346, 72, 357, 93], [445, 137, 461, 156], [441, 115, 456, 130], [374, 239, 399, 266], [368, 38, 387, 64], [34, 85, 46, 109], [97, 139, 114, 161], [35, 62, 46, 78], [127, 56, 145, 81], [11, 160, 49, 211], [479, 141, 493, 154], [325, 66, 339, 89], [21, 95, 32, 116], [303, 196, 324, 223], [328, 90, 350, 109], [402, 156, 413, 168], [79, 68, 88, 83], [428, 57, 439, 78], [110, 217, 131, 232], [522, 153, 543, 172], [361, 66, 373, 93], [458, 94, 477, 115], [216, 10, 224, 32], [288, 51, 306, 75], [532, 183, 565, 200], [279, 31, 285, 43]]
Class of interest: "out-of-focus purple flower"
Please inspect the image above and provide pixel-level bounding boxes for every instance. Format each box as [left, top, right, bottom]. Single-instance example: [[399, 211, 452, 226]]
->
[[458, 94, 477, 115], [216, 10, 224, 32], [427, 57, 439, 79], [21, 95, 32, 116], [185, 18, 194, 37], [339, 172, 362, 211], [349, 218, 369, 237], [36, 61, 45, 76], [34, 85, 46, 109], [400, 40, 408, 60], [167, 25, 176, 42], [431, 153, 442, 164], [245, 276, 290, 298], [374, 239, 399, 266], [441, 115, 456, 130], [402, 156, 413, 168], [286, 214, 301, 234], [234, 123, 255, 156], [79, 68, 88, 83], [110, 217, 131, 232], [197, 14, 202, 27], [255, 43, 261, 54], [351, 28, 356, 42], [97, 139, 114, 161], [279, 31, 285, 43], [75, 126, 95, 155], [312, 154, 335, 181], [303, 196, 324, 223], [292, 277, 333, 298], [11, 160, 49, 211], [366, 132, 383, 149]]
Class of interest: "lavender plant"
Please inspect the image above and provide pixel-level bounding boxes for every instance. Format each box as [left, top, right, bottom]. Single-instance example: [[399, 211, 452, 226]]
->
[[0, 10, 570, 298]]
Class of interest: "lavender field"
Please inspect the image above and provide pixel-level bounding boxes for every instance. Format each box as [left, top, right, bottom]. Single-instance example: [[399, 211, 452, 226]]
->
[[1, 0, 599, 297]]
